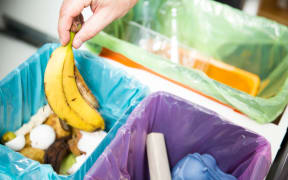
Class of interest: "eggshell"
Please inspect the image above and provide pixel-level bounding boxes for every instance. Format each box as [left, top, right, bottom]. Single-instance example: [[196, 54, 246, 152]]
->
[[5, 134, 25, 151], [30, 124, 56, 150]]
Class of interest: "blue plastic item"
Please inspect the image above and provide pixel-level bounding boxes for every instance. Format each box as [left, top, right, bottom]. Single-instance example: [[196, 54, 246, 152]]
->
[[0, 43, 148, 179], [172, 153, 237, 180]]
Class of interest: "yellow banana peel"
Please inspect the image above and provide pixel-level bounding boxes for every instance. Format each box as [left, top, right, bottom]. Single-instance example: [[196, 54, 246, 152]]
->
[[44, 33, 105, 131], [63, 40, 105, 129]]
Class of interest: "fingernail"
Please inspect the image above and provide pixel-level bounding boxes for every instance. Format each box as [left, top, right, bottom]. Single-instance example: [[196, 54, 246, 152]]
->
[[73, 37, 82, 49]]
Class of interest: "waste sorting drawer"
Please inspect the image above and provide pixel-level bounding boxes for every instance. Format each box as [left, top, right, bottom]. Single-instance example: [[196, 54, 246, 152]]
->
[[87, 0, 288, 124], [85, 92, 271, 180]]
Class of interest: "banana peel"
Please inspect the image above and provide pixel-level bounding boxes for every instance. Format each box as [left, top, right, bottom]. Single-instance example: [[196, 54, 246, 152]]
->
[[20, 147, 45, 164], [44, 44, 94, 131], [63, 46, 104, 129], [75, 67, 99, 109], [24, 133, 31, 147], [44, 137, 71, 173], [45, 114, 71, 139], [68, 129, 83, 156], [44, 32, 105, 131]]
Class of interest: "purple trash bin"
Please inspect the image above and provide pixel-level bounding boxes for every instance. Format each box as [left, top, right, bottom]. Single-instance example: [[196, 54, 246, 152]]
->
[[85, 92, 271, 180]]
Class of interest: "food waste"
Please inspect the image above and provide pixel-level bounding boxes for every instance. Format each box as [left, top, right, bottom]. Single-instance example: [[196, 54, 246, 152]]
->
[[1, 18, 107, 175], [1, 107, 107, 175]]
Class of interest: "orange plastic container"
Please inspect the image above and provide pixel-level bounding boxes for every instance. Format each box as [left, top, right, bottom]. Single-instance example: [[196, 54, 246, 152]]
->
[[140, 41, 260, 96], [100, 48, 243, 114], [182, 55, 260, 96], [193, 59, 260, 96]]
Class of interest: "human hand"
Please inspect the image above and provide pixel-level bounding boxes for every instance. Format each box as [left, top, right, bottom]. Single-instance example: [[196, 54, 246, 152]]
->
[[58, 0, 138, 48]]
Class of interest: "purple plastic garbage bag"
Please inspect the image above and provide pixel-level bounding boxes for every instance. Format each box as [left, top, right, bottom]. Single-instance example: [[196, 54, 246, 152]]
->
[[85, 92, 271, 180]]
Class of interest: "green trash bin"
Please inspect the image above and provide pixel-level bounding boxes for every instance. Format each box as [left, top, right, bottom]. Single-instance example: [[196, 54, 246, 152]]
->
[[87, 0, 288, 123]]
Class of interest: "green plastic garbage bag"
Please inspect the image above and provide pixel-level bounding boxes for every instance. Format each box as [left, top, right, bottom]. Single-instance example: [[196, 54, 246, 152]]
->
[[87, 0, 288, 123]]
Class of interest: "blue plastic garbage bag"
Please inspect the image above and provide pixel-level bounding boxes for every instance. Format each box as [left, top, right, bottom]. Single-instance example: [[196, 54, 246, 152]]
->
[[0, 43, 148, 179]]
